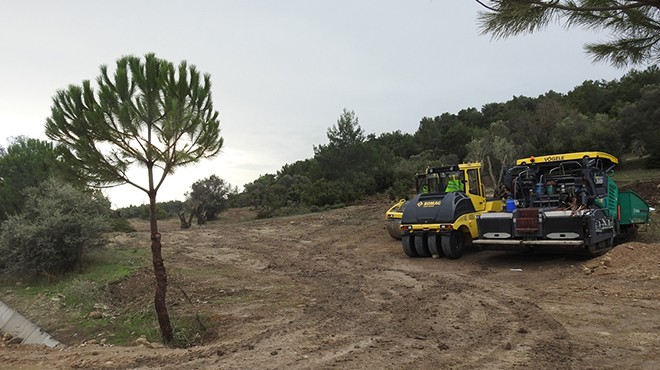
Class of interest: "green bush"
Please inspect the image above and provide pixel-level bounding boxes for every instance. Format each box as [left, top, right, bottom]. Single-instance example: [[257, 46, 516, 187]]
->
[[140, 204, 170, 220], [0, 178, 110, 277], [108, 216, 136, 232]]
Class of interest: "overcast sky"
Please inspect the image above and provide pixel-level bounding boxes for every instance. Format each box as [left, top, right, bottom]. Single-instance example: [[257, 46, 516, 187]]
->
[[0, 1, 632, 208]]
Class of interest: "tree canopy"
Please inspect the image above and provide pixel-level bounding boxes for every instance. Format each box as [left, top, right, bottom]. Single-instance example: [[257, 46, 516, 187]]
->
[[0, 136, 80, 220], [185, 175, 234, 224], [324, 108, 365, 148], [476, 0, 660, 67], [46, 53, 223, 190]]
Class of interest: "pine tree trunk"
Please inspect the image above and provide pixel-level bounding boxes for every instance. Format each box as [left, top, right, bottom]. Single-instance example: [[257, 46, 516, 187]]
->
[[149, 193, 173, 343]]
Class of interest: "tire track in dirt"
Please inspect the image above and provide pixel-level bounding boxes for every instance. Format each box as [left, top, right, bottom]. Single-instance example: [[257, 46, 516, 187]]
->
[[11, 201, 657, 369], [191, 204, 575, 369]]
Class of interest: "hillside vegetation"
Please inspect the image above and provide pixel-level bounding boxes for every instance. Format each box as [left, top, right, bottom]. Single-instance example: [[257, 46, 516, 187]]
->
[[227, 66, 660, 217], [1, 174, 658, 368]]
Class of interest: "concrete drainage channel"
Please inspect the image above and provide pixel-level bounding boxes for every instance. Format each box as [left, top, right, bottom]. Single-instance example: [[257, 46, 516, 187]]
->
[[0, 300, 61, 347]]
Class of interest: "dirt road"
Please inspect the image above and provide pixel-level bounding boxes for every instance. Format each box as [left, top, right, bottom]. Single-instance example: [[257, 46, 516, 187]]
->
[[1, 200, 658, 369]]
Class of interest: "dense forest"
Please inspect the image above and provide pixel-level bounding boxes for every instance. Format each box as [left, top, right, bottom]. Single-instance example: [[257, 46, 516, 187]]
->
[[228, 66, 660, 217]]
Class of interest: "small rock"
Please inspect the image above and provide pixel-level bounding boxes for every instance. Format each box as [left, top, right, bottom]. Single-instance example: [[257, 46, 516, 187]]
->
[[149, 342, 164, 349], [504, 342, 512, 350], [93, 303, 109, 310], [271, 350, 278, 356], [134, 336, 150, 347], [88, 311, 103, 319], [583, 261, 599, 270], [517, 327, 529, 334]]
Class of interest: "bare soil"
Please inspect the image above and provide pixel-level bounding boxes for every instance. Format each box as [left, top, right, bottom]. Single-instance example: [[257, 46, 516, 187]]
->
[[1, 196, 659, 369]]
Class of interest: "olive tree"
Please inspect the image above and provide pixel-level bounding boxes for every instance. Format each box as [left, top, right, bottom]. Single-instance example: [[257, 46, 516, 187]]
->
[[476, 0, 660, 67], [45, 53, 223, 343], [185, 175, 233, 225]]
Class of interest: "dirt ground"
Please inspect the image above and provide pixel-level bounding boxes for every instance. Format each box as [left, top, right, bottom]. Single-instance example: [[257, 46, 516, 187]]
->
[[1, 193, 659, 369]]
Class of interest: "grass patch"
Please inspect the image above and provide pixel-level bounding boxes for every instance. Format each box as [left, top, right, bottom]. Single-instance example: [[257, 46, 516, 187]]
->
[[0, 244, 157, 345], [171, 313, 214, 347], [1, 245, 149, 298], [67, 300, 161, 345], [614, 156, 660, 184], [612, 168, 660, 184], [80, 246, 148, 282], [0, 241, 283, 348]]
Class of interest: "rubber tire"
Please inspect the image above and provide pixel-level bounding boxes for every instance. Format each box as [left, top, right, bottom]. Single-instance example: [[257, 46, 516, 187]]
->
[[414, 235, 431, 257], [427, 234, 443, 257], [402, 235, 418, 257], [387, 219, 402, 240], [441, 231, 465, 259]]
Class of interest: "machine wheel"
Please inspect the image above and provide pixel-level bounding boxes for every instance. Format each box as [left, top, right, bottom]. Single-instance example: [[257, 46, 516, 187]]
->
[[441, 231, 465, 259], [587, 234, 614, 256], [386, 219, 402, 240], [414, 235, 431, 257], [402, 235, 418, 257], [427, 234, 443, 258]]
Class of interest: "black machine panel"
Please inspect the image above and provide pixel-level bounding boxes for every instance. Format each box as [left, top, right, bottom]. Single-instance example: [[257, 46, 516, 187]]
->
[[402, 192, 476, 225]]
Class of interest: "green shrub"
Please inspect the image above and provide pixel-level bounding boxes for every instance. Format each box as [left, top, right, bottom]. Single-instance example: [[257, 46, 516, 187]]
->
[[140, 204, 170, 220], [108, 216, 136, 232], [0, 178, 110, 277]]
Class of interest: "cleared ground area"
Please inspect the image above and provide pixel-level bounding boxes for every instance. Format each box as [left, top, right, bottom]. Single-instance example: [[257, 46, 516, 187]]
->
[[1, 198, 658, 369]]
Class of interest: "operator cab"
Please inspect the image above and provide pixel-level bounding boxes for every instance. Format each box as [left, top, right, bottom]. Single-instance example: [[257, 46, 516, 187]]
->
[[417, 166, 467, 195]]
